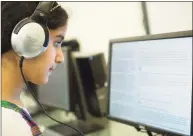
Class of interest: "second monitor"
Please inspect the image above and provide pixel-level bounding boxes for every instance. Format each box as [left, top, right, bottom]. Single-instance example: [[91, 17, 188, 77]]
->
[[76, 53, 108, 117]]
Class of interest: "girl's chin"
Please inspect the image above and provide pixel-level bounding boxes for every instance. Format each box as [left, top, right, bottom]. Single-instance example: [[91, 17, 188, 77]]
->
[[39, 71, 54, 85], [39, 74, 50, 85], [41, 78, 49, 85]]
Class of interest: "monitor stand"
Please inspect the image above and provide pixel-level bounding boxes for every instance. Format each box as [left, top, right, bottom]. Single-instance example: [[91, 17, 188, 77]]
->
[[135, 126, 153, 136], [134, 126, 177, 136], [48, 120, 104, 136]]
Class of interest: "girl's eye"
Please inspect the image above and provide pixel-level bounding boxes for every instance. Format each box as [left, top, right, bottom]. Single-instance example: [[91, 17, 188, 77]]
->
[[54, 42, 62, 47]]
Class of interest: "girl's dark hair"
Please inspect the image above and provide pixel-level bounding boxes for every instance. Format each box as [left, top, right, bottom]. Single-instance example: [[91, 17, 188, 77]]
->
[[1, 1, 68, 55]]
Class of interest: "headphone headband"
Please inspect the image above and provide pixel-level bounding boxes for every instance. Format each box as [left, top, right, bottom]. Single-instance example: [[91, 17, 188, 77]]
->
[[30, 2, 55, 24]]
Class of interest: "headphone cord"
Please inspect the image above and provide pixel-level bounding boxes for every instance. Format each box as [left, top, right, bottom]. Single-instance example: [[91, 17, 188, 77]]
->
[[19, 56, 85, 136]]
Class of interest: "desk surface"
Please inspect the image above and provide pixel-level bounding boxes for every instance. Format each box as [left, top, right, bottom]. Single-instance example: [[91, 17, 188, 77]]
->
[[32, 110, 150, 136]]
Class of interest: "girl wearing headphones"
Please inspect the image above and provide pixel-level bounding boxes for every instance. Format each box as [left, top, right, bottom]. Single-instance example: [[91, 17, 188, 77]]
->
[[1, 2, 69, 136]]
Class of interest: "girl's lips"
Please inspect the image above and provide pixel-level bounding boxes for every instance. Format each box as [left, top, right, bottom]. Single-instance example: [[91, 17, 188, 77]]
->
[[49, 65, 56, 73], [49, 67, 54, 72]]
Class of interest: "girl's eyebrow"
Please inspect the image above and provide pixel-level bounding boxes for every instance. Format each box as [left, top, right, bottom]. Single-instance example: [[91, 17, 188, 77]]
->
[[55, 35, 64, 41]]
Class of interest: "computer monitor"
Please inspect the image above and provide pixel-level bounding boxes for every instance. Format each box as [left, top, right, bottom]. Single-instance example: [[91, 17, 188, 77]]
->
[[75, 53, 107, 117], [108, 30, 192, 136]]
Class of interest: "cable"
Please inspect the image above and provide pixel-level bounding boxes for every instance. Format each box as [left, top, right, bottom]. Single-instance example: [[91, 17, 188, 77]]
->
[[19, 56, 85, 136]]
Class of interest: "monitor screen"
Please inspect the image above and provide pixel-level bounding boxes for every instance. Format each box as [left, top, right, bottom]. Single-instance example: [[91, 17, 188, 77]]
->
[[108, 31, 192, 136], [38, 47, 70, 111]]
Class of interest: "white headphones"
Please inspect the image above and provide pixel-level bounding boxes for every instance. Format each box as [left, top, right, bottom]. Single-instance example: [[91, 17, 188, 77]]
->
[[11, 2, 55, 59]]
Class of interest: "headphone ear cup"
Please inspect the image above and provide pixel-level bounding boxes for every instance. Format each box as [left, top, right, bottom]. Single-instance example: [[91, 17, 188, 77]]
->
[[11, 18, 49, 59]]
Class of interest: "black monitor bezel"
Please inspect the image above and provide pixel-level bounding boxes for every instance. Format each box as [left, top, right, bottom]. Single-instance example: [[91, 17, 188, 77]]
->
[[107, 30, 193, 136]]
